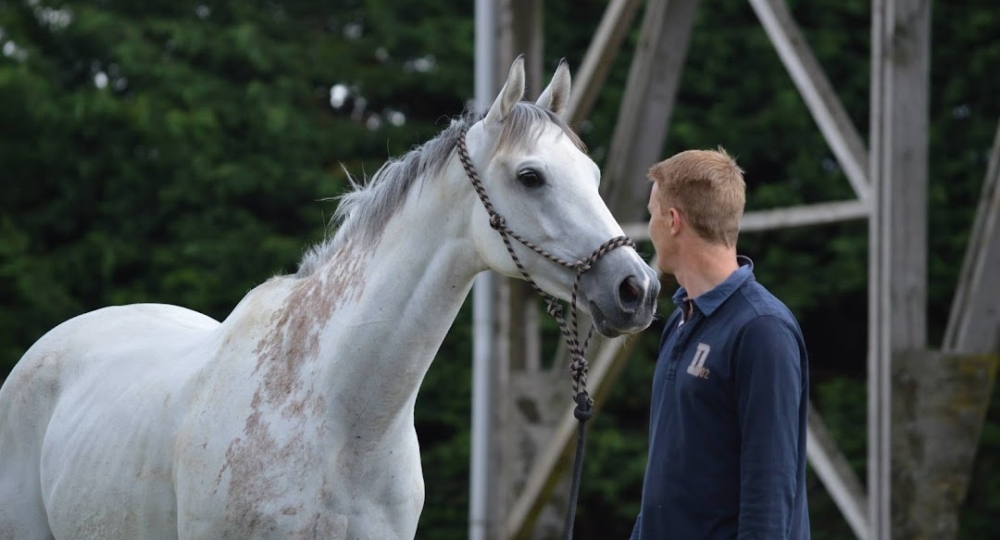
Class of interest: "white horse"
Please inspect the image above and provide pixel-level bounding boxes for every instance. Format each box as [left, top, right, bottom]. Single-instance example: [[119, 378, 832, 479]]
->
[[0, 57, 659, 540]]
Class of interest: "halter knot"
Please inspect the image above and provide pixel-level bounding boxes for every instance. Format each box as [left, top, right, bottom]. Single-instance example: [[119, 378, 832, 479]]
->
[[489, 214, 505, 230], [572, 392, 594, 422]]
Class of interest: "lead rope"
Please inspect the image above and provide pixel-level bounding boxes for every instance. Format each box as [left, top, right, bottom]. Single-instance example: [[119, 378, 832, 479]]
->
[[457, 129, 635, 539]]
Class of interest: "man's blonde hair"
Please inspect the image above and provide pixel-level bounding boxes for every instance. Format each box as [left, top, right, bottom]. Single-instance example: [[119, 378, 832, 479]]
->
[[647, 147, 746, 247]]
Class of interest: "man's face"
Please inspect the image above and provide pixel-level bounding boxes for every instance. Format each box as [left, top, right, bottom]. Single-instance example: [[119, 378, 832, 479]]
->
[[647, 183, 674, 274]]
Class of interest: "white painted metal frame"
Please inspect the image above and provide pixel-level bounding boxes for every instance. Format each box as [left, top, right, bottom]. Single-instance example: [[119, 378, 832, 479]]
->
[[470, 1, 499, 539], [502, 0, 882, 537], [806, 403, 870, 540], [477, 1, 971, 540], [868, 1, 931, 538], [602, 0, 702, 222], [746, 0, 870, 201], [623, 199, 870, 240], [943, 120, 1000, 354], [565, 0, 644, 126]]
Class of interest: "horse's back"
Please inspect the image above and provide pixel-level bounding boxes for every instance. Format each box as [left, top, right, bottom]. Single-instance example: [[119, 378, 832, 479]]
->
[[0, 303, 219, 540]]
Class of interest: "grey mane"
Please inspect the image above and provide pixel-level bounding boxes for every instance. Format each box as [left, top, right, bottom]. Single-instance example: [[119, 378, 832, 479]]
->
[[295, 102, 586, 277]]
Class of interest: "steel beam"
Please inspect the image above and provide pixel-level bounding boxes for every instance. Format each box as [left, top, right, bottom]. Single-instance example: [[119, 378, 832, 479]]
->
[[621, 199, 870, 241], [602, 0, 701, 223], [807, 403, 870, 540], [868, 0, 931, 538], [470, 0, 501, 536], [943, 119, 1000, 355], [565, 0, 644, 126], [746, 0, 871, 201]]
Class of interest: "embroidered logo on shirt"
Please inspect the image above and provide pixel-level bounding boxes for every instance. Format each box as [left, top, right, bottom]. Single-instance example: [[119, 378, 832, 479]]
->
[[686, 343, 711, 379]]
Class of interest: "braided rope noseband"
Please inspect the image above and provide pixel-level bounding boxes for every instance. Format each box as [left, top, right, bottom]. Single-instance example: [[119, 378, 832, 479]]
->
[[457, 127, 637, 540]]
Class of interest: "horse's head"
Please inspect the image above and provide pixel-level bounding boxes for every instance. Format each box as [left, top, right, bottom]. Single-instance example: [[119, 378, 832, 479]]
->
[[462, 57, 659, 337]]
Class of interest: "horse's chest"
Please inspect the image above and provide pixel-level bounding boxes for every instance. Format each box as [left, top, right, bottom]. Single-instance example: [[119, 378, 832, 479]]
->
[[185, 420, 424, 540]]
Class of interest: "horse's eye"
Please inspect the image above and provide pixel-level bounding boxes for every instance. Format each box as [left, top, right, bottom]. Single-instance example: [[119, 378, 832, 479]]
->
[[517, 169, 544, 188]]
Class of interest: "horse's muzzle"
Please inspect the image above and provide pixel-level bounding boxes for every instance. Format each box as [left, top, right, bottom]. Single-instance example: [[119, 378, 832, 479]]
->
[[579, 250, 659, 337]]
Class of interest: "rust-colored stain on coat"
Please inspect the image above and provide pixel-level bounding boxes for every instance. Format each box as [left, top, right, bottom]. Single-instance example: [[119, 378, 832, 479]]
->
[[218, 240, 370, 536]]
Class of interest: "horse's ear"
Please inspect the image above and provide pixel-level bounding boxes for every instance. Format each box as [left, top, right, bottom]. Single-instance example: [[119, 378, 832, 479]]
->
[[536, 58, 571, 118], [484, 55, 525, 127]]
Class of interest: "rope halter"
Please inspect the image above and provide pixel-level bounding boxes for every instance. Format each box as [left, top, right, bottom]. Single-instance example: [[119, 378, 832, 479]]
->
[[456, 127, 636, 415]]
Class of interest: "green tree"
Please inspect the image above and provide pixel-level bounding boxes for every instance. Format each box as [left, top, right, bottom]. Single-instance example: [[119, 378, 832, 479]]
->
[[0, 0, 475, 371]]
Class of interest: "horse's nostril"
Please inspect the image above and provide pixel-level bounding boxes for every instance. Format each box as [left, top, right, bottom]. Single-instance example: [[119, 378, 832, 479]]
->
[[618, 275, 642, 311]]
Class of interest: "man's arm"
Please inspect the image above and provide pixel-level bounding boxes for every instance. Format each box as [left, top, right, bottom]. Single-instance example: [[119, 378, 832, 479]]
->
[[734, 315, 803, 539]]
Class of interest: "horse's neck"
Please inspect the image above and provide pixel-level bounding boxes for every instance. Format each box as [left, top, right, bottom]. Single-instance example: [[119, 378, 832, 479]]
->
[[229, 166, 480, 442]]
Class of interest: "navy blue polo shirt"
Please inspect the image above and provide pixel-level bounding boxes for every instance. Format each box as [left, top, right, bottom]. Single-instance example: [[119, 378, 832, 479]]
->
[[631, 257, 810, 540]]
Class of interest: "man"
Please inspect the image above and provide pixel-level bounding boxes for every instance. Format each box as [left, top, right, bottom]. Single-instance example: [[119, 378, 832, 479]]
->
[[631, 148, 810, 540]]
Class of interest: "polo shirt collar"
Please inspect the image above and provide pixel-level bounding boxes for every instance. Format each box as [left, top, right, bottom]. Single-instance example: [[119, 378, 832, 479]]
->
[[671, 255, 754, 317]]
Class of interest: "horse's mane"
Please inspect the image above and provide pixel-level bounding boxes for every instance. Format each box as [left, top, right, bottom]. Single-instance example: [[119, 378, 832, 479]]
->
[[295, 102, 587, 278]]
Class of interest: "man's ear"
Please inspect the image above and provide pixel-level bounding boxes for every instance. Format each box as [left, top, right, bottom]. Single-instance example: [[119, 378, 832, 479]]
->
[[668, 208, 682, 236]]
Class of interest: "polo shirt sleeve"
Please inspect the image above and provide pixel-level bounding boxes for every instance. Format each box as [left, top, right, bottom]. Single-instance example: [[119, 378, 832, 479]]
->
[[734, 315, 803, 539]]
